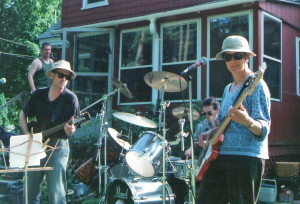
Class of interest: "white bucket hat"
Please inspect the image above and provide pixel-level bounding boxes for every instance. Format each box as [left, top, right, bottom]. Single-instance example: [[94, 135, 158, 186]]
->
[[46, 60, 76, 79], [216, 35, 256, 60]]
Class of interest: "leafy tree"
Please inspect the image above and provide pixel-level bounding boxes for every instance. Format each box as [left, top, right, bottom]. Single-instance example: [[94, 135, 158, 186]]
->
[[0, 0, 62, 130]]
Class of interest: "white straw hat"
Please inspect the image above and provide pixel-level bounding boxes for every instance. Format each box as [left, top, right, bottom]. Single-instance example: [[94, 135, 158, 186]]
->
[[46, 60, 76, 79], [216, 35, 256, 60]]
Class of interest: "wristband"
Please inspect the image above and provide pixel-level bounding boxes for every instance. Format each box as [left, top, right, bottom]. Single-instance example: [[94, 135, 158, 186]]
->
[[247, 120, 255, 128]]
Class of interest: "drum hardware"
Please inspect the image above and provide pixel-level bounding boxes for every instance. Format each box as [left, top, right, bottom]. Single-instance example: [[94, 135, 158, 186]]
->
[[172, 107, 200, 121], [80, 79, 132, 196]]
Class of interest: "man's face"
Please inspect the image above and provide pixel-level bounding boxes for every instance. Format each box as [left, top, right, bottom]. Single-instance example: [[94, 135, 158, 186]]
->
[[202, 105, 219, 123], [42, 45, 51, 58]]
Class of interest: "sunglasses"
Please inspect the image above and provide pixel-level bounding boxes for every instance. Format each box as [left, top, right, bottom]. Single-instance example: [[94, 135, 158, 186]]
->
[[201, 111, 213, 116], [54, 71, 72, 80], [223, 52, 245, 62]]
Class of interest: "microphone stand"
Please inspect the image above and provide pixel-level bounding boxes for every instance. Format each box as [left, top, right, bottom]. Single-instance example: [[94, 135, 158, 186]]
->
[[187, 73, 196, 204]]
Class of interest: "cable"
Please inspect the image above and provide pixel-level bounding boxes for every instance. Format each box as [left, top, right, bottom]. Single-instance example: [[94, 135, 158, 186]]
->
[[0, 51, 36, 59], [0, 37, 29, 48]]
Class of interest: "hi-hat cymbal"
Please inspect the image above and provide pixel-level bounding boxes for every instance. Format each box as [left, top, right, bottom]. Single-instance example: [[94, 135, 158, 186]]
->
[[144, 71, 187, 92], [113, 112, 157, 128], [172, 107, 200, 121], [112, 78, 133, 99]]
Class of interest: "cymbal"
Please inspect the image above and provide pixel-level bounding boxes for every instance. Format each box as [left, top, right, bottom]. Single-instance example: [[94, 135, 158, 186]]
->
[[112, 78, 133, 99], [113, 112, 157, 128], [172, 107, 200, 121], [107, 128, 131, 150], [144, 71, 187, 92]]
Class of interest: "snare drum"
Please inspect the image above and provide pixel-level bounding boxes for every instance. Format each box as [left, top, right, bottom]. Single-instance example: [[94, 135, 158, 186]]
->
[[125, 131, 167, 177]]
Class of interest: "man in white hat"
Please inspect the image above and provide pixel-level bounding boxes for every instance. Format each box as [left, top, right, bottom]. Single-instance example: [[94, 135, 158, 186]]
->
[[19, 60, 79, 204], [197, 36, 271, 203]]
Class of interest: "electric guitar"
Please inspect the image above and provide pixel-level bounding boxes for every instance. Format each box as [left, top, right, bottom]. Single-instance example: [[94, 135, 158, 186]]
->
[[196, 63, 267, 181], [27, 112, 91, 140]]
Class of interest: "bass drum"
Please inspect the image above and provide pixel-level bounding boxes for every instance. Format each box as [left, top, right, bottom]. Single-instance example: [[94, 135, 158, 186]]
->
[[105, 178, 175, 204]]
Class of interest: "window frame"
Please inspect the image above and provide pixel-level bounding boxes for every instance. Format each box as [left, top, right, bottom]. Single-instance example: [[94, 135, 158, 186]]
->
[[296, 37, 300, 96], [160, 18, 202, 102], [261, 12, 282, 101], [206, 10, 254, 99], [118, 26, 154, 105], [82, 0, 109, 10]]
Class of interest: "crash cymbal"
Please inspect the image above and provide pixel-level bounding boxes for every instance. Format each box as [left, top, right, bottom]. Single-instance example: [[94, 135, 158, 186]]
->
[[113, 112, 157, 128], [112, 78, 133, 99], [172, 107, 200, 121], [107, 128, 131, 150], [144, 71, 187, 92]]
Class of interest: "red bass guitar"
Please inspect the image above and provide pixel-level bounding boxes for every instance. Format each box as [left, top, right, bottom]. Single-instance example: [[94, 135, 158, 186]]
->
[[196, 63, 266, 181]]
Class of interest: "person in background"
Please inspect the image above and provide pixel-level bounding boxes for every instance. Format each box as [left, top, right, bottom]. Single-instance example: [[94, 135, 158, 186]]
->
[[184, 97, 220, 158], [197, 35, 271, 203], [20, 60, 79, 203], [28, 42, 54, 92]]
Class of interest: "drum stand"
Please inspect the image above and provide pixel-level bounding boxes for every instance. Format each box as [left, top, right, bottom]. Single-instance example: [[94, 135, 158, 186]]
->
[[81, 87, 124, 197], [158, 88, 170, 204], [187, 75, 196, 204]]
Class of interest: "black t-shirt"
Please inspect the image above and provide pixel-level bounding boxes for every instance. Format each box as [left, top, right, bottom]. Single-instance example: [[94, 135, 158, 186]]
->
[[23, 87, 80, 139]]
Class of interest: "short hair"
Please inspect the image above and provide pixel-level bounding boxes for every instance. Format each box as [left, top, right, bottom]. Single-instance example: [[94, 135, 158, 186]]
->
[[202, 97, 220, 110], [41, 42, 51, 49]]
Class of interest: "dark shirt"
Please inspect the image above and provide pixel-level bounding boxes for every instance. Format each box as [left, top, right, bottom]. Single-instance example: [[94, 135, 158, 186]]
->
[[23, 87, 80, 139], [33, 58, 52, 89]]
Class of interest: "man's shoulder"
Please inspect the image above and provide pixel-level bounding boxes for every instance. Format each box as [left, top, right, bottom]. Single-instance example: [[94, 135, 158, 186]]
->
[[31, 58, 43, 68]]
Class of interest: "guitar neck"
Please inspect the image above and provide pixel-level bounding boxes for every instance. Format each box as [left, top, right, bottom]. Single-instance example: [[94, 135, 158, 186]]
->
[[42, 120, 72, 138]]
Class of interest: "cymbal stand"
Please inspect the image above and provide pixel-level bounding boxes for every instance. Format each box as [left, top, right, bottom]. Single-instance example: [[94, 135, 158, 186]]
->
[[158, 88, 168, 204], [82, 87, 125, 196]]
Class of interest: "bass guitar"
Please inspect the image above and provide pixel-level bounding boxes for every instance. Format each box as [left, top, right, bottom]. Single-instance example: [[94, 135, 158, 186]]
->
[[196, 63, 266, 181], [27, 112, 91, 140]]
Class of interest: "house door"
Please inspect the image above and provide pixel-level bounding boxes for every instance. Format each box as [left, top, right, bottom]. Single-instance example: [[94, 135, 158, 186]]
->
[[72, 31, 114, 116]]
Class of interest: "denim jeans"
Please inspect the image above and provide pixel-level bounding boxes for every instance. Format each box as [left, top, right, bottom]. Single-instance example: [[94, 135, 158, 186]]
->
[[23, 139, 69, 204]]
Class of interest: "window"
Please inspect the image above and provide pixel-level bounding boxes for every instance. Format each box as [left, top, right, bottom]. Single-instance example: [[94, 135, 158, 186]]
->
[[262, 13, 282, 100], [208, 12, 252, 98], [82, 0, 108, 10], [161, 20, 201, 101], [119, 28, 153, 104], [73, 32, 112, 116], [297, 37, 300, 96]]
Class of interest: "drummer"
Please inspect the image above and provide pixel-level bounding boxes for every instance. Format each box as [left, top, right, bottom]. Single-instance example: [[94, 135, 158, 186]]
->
[[185, 97, 220, 157]]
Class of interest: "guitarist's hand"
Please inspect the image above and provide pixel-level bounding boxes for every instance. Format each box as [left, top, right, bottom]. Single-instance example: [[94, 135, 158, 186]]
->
[[64, 117, 76, 137], [228, 104, 252, 127], [198, 128, 217, 148]]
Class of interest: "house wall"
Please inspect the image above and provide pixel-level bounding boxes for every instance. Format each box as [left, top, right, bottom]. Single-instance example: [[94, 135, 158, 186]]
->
[[61, 0, 300, 157], [259, 1, 300, 156], [62, 0, 211, 27]]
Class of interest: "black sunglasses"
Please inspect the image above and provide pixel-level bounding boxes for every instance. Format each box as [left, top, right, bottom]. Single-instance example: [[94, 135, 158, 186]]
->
[[201, 111, 213, 116], [223, 52, 245, 62], [54, 71, 72, 80]]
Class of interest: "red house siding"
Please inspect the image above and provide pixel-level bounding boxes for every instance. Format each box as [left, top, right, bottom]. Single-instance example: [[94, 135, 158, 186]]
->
[[62, 0, 212, 27]]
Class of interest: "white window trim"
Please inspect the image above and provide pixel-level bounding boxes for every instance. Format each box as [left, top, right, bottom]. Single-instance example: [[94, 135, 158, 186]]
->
[[261, 11, 282, 101], [296, 37, 300, 96], [207, 10, 253, 99], [119, 27, 154, 106], [160, 18, 202, 102], [82, 0, 109, 10]]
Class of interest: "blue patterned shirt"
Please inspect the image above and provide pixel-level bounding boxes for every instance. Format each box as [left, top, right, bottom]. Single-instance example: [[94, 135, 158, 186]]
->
[[217, 78, 271, 159], [193, 119, 214, 142]]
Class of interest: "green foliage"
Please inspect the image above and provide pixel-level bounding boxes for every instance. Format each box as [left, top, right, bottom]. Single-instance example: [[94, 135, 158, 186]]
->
[[0, 0, 62, 131]]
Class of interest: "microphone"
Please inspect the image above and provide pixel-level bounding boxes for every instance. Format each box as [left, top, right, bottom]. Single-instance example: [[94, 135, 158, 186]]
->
[[180, 57, 208, 76], [0, 78, 6, 84]]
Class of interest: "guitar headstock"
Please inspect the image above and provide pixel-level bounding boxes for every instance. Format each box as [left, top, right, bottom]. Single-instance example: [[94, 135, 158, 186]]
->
[[243, 62, 267, 97], [73, 112, 91, 128]]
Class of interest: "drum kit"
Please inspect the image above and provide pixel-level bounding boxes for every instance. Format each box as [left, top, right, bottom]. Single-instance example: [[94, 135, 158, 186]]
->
[[82, 71, 200, 203]]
